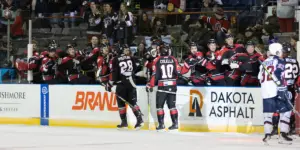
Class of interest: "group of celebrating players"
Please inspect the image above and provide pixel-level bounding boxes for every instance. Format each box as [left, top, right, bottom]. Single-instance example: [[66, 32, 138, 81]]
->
[[14, 33, 300, 144]]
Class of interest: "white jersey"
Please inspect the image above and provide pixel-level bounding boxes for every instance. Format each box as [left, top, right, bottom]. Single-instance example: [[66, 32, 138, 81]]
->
[[258, 56, 285, 99]]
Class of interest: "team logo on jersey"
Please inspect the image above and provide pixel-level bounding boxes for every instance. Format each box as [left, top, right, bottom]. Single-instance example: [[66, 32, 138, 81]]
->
[[189, 89, 204, 117]]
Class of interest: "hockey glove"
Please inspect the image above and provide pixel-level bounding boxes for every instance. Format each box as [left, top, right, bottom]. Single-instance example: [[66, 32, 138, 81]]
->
[[277, 87, 292, 101], [221, 59, 229, 65], [146, 85, 153, 93], [105, 81, 113, 92], [230, 63, 239, 69]]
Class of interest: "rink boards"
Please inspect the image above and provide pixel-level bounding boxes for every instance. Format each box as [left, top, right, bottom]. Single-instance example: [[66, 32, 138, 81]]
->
[[0, 84, 265, 133]]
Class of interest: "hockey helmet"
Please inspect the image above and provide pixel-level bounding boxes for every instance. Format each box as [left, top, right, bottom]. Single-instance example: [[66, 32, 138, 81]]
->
[[159, 46, 169, 56], [225, 34, 234, 39], [48, 46, 56, 52], [207, 39, 217, 45], [189, 42, 197, 47], [246, 41, 255, 47], [269, 43, 283, 56], [282, 42, 292, 53]]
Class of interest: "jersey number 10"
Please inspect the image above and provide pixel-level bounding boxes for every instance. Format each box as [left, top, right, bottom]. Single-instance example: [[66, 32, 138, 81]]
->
[[161, 64, 174, 79]]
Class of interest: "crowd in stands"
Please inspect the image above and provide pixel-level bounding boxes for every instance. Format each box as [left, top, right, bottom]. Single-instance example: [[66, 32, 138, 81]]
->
[[0, 0, 298, 86]]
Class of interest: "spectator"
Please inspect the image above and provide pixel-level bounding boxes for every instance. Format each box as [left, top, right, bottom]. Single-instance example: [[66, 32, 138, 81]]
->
[[264, 6, 280, 33], [84, 1, 102, 41], [102, 3, 118, 45], [10, 9, 23, 38], [200, 7, 230, 46], [115, 3, 133, 45], [152, 18, 168, 37], [244, 27, 259, 45], [277, 0, 298, 32], [201, 0, 217, 12], [290, 35, 298, 58], [137, 12, 152, 36], [48, 0, 65, 28]]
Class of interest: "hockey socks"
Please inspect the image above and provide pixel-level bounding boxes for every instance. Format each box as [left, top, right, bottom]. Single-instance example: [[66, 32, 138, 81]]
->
[[169, 108, 178, 130], [132, 105, 144, 129], [117, 107, 128, 129], [156, 109, 165, 131]]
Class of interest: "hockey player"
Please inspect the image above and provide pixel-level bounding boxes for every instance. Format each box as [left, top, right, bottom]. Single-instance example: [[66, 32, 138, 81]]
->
[[40, 46, 58, 84], [146, 46, 181, 131], [239, 41, 265, 86], [282, 42, 299, 135], [258, 43, 293, 144], [58, 44, 93, 84], [181, 42, 207, 85], [205, 39, 225, 86], [96, 46, 111, 84], [106, 44, 144, 130]]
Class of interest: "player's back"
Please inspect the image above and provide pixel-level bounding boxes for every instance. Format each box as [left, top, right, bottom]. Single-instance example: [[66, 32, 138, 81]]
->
[[112, 55, 136, 82], [284, 57, 299, 86], [259, 57, 280, 99], [155, 56, 178, 82]]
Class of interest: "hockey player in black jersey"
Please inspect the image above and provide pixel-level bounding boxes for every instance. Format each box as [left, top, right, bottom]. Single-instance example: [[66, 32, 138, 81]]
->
[[282, 42, 299, 135], [106, 44, 144, 130], [146, 46, 181, 131]]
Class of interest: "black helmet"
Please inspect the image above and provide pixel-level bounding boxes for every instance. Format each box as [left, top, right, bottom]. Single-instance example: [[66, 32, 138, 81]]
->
[[48, 46, 56, 52], [225, 34, 234, 39], [282, 42, 292, 53], [246, 41, 255, 47], [207, 39, 217, 45], [189, 42, 197, 47], [159, 46, 169, 56]]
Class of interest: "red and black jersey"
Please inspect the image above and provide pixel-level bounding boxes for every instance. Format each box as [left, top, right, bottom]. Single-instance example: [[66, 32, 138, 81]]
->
[[148, 56, 181, 88], [109, 55, 137, 83], [181, 52, 207, 85], [97, 54, 110, 82], [181, 52, 206, 75], [59, 54, 82, 81], [216, 44, 243, 61], [205, 51, 224, 81], [202, 16, 230, 32], [230, 52, 264, 86], [40, 57, 57, 81]]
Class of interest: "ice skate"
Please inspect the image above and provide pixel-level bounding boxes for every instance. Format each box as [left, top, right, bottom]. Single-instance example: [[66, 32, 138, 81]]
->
[[134, 116, 144, 131], [156, 124, 165, 132], [262, 134, 271, 145], [278, 132, 293, 145], [117, 120, 128, 130], [168, 124, 178, 131]]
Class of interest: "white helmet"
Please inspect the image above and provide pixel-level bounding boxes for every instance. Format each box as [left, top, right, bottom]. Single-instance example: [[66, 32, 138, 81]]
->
[[268, 43, 283, 56]]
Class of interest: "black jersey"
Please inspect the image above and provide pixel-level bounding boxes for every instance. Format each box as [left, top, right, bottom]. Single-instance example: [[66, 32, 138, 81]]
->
[[284, 57, 299, 86], [110, 55, 137, 83]]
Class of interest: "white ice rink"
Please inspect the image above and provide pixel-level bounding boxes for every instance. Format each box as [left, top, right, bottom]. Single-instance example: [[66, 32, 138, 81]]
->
[[0, 125, 299, 150]]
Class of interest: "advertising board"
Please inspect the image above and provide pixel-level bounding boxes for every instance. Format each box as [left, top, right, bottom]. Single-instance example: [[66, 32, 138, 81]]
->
[[48, 85, 149, 129], [148, 87, 264, 133], [0, 84, 40, 125]]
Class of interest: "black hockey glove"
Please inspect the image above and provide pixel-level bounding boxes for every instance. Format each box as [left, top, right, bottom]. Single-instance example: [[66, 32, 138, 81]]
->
[[146, 85, 153, 92], [105, 81, 113, 92]]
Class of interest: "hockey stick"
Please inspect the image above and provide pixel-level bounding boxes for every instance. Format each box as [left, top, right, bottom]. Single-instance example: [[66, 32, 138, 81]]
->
[[100, 83, 144, 116], [259, 60, 300, 117]]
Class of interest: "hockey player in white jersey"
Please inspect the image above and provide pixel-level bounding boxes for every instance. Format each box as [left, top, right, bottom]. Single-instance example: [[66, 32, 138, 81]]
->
[[258, 43, 293, 144]]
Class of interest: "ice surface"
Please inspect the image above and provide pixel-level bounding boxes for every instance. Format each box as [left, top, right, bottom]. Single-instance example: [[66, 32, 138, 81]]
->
[[0, 125, 299, 150]]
